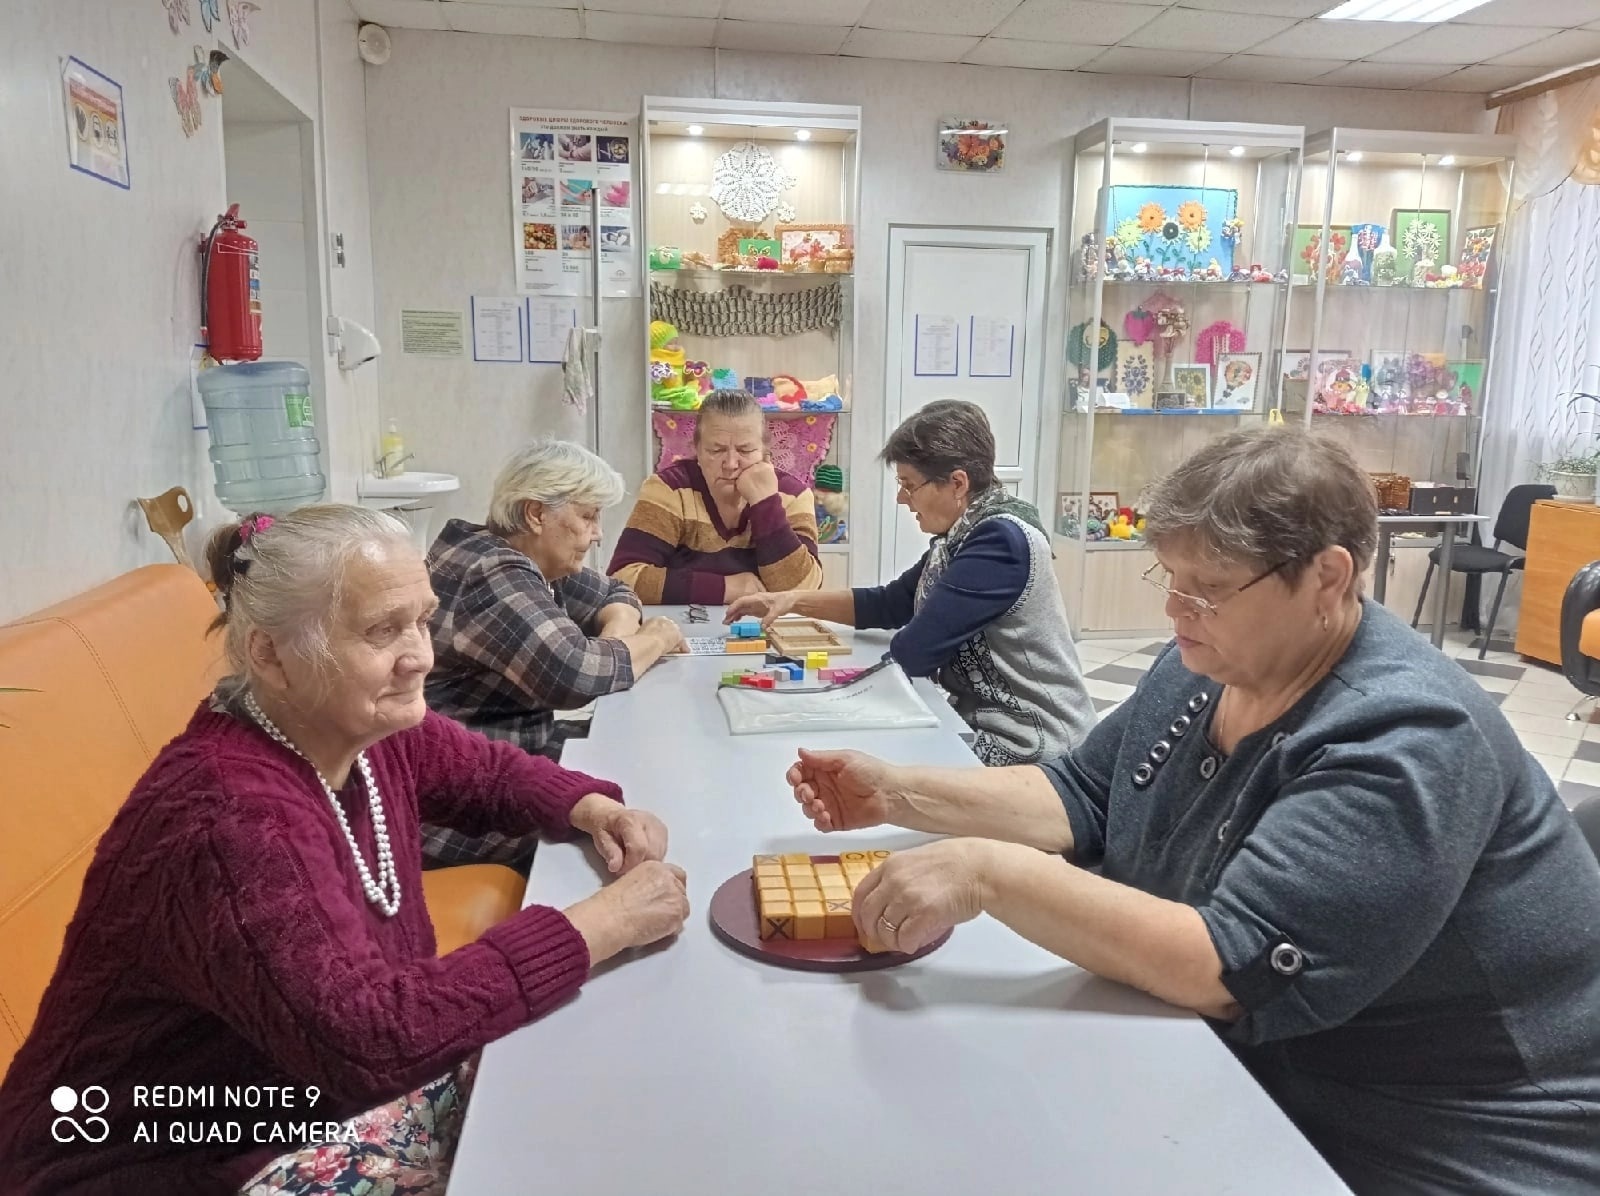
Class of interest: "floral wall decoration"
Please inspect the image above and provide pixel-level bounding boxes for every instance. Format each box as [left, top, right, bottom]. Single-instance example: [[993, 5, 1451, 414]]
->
[[710, 141, 795, 224], [1104, 185, 1239, 272]]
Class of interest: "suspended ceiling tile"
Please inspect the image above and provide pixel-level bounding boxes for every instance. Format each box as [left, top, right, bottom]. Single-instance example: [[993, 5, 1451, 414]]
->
[[990, 0, 1165, 46], [1081, 46, 1229, 75], [1123, 7, 1296, 54], [964, 37, 1103, 68], [582, 10, 716, 44], [716, 19, 852, 54], [1196, 53, 1346, 83], [840, 27, 985, 61], [1368, 22, 1559, 65], [858, 0, 1027, 38]]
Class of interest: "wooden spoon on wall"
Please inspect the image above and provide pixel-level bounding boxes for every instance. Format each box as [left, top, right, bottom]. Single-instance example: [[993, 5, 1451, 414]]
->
[[136, 486, 198, 571]]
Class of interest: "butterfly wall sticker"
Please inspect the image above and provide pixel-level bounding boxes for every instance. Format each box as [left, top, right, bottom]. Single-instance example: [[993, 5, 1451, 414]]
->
[[189, 45, 228, 97], [162, 0, 192, 35], [170, 69, 202, 138], [197, 0, 219, 33], [228, 0, 261, 49]]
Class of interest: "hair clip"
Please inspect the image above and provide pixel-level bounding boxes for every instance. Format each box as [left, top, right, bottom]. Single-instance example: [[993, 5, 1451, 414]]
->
[[238, 514, 275, 544]]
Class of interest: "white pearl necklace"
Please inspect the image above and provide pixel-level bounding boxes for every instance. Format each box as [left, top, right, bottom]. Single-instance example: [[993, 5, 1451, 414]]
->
[[241, 691, 402, 918]]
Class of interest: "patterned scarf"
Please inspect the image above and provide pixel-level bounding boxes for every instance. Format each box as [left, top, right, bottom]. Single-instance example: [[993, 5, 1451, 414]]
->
[[915, 485, 1048, 610]]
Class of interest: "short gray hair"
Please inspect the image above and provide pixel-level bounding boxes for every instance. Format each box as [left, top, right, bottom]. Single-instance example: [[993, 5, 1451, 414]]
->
[[692, 389, 767, 445], [1142, 426, 1377, 587], [879, 399, 997, 491], [487, 438, 625, 536], [206, 504, 414, 691]]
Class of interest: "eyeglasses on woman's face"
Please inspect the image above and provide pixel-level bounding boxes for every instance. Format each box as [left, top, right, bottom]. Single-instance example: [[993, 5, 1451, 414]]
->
[[1141, 558, 1293, 618], [896, 475, 936, 499]]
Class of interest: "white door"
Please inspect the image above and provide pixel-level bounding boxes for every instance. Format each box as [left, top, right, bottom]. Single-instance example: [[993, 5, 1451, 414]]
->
[[881, 227, 1050, 579]]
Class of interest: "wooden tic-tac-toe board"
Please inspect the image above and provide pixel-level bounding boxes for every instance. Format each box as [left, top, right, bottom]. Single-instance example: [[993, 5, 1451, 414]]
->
[[764, 619, 849, 658], [753, 851, 891, 951]]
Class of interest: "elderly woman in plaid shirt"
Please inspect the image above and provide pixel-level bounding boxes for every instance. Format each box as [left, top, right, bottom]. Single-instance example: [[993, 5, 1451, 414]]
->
[[424, 439, 685, 869]]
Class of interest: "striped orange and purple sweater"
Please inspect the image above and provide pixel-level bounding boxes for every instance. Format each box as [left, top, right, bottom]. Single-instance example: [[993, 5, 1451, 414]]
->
[[608, 459, 823, 604]]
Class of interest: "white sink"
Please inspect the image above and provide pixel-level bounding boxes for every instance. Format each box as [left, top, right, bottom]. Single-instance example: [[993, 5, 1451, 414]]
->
[[359, 471, 461, 500]]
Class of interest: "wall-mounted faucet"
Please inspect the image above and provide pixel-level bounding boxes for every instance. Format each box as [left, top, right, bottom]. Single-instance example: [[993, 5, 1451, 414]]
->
[[374, 452, 414, 479]]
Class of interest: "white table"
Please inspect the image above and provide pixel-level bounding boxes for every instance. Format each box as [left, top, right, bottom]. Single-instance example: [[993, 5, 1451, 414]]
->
[[449, 613, 1351, 1195], [1374, 513, 1492, 648]]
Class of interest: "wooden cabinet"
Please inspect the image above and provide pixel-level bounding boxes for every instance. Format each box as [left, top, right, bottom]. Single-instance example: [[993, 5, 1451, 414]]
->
[[1516, 500, 1600, 665], [1061, 540, 1463, 639]]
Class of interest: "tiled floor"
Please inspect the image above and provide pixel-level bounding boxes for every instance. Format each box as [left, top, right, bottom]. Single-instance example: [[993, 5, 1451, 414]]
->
[[1079, 629, 1600, 809]]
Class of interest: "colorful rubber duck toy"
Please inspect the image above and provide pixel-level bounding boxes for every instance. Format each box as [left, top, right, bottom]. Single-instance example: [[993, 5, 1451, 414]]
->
[[1108, 514, 1133, 540]]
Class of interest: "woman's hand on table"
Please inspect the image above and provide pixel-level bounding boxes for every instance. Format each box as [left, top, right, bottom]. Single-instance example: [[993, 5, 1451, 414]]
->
[[725, 590, 798, 629], [853, 839, 993, 955], [722, 572, 765, 603], [787, 748, 899, 832], [641, 615, 687, 656], [564, 860, 690, 965], [569, 795, 669, 874]]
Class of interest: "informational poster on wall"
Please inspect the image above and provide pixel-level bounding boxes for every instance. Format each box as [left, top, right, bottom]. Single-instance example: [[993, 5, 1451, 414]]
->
[[509, 109, 637, 298], [61, 57, 129, 189]]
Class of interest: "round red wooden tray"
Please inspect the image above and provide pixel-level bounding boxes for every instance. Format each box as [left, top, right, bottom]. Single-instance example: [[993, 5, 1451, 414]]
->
[[708, 860, 951, 973]]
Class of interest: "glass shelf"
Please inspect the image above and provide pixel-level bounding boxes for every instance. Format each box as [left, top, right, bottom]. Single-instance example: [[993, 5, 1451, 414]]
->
[[650, 267, 852, 281]]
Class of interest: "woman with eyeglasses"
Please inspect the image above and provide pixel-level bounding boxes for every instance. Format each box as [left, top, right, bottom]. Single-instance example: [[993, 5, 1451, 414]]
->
[[782, 426, 1600, 1194], [729, 399, 1095, 765]]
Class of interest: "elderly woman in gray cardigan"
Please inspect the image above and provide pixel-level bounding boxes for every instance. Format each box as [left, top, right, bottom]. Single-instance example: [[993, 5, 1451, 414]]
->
[[728, 400, 1094, 765], [785, 427, 1600, 1195]]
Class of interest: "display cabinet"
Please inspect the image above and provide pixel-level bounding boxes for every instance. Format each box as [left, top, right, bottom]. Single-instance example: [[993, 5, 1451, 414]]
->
[[641, 98, 859, 585], [1055, 118, 1304, 633], [1294, 129, 1514, 484]]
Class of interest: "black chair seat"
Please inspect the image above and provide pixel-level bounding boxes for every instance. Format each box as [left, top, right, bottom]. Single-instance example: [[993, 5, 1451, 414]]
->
[[1573, 796, 1600, 864], [1425, 543, 1522, 573]]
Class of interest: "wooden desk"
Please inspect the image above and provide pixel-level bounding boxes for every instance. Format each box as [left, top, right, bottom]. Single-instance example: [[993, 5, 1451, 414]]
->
[[1516, 500, 1600, 664]]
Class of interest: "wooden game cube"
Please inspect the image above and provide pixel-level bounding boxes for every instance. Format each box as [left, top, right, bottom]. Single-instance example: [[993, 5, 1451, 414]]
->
[[782, 859, 817, 875], [838, 850, 870, 864], [729, 617, 764, 638], [755, 874, 789, 893], [792, 903, 827, 939], [805, 651, 829, 671], [753, 853, 783, 867], [868, 850, 892, 865], [780, 853, 812, 864], [812, 862, 844, 878], [727, 639, 768, 654], [823, 899, 855, 938], [820, 886, 851, 905], [787, 886, 822, 906], [760, 904, 795, 941]]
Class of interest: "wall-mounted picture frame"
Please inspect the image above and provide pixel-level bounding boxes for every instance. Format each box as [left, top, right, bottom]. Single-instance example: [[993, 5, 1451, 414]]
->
[[1087, 492, 1120, 524], [1279, 348, 1352, 380], [1171, 362, 1211, 408], [1291, 224, 1350, 284], [779, 224, 851, 259], [1214, 351, 1262, 411], [1458, 226, 1497, 289], [937, 117, 1006, 173], [1392, 209, 1451, 278], [1057, 492, 1083, 538]]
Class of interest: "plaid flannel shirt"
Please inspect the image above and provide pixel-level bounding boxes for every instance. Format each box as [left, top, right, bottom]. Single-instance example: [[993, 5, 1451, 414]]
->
[[422, 519, 641, 868]]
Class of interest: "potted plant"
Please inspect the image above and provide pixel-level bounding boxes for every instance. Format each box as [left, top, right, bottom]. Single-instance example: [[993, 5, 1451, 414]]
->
[[1540, 391, 1600, 502]]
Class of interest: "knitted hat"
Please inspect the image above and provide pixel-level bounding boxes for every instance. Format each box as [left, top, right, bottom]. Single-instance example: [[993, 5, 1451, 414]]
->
[[649, 320, 679, 350], [814, 464, 844, 492]]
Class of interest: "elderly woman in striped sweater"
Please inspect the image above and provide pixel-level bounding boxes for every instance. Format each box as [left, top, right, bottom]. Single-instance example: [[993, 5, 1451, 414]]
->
[[608, 389, 823, 604]]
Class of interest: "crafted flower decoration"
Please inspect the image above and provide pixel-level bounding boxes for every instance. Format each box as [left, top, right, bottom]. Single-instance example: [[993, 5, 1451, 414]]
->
[[1177, 200, 1207, 231], [1138, 203, 1166, 232]]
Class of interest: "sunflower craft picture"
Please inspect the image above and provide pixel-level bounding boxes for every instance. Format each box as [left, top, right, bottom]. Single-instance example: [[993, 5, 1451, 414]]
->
[[1105, 185, 1239, 272]]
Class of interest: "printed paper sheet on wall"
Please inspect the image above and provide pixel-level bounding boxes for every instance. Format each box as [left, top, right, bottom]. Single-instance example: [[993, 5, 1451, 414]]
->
[[510, 109, 638, 298]]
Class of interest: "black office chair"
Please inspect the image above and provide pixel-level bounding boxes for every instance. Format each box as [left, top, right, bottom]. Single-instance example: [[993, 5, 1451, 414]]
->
[[1573, 796, 1600, 864], [1411, 483, 1556, 658], [1560, 560, 1600, 716]]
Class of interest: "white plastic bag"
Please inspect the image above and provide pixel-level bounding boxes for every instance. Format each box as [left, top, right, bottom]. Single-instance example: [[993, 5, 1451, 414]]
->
[[717, 661, 939, 735]]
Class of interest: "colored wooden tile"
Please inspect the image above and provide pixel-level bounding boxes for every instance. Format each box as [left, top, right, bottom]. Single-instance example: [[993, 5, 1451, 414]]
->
[[793, 902, 827, 940]]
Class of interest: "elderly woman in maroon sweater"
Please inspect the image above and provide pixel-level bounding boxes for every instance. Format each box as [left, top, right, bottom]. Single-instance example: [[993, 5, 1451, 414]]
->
[[0, 505, 689, 1196]]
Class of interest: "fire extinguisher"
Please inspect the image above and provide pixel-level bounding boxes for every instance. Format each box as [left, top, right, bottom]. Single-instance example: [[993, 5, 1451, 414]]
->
[[199, 203, 262, 362]]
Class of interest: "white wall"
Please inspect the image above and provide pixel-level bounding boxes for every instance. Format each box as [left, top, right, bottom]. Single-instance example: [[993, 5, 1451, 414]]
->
[[364, 32, 1493, 577], [0, 0, 377, 619], [225, 122, 314, 367]]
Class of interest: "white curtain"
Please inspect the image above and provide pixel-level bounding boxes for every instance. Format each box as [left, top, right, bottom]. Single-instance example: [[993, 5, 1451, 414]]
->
[[1479, 81, 1600, 519]]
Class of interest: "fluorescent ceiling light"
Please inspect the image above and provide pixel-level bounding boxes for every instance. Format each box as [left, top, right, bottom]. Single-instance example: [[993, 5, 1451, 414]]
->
[[1346, 151, 1363, 161], [795, 128, 811, 141], [1437, 154, 1456, 166], [1320, 0, 1491, 20], [686, 124, 704, 136], [1130, 142, 1148, 153], [1229, 145, 1245, 157]]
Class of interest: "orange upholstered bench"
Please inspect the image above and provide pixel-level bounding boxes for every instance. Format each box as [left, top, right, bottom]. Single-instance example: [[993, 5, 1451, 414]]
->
[[0, 565, 524, 1081]]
